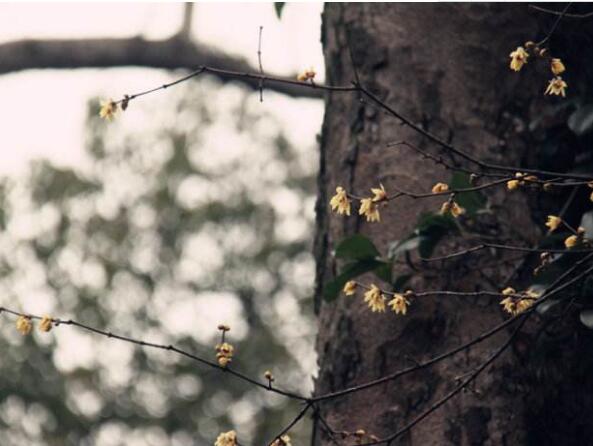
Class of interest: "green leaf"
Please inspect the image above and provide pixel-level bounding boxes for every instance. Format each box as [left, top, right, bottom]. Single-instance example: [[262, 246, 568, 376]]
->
[[416, 213, 459, 258], [335, 234, 380, 261], [274, 2, 285, 19], [579, 309, 593, 329], [449, 172, 486, 215], [323, 259, 387, 301], [568, 104, 593, 136]]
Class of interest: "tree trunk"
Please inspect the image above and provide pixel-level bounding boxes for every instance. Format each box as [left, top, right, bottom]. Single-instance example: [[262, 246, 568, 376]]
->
[[314, 3, 593, 445]]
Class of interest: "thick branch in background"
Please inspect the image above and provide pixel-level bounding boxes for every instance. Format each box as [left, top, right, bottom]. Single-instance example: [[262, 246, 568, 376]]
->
[[0, 36, 322, 99]]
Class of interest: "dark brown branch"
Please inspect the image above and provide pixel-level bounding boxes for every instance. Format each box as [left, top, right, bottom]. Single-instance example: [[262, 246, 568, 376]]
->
[[0, 36, 323, 99], [0, 306, 308, 402]]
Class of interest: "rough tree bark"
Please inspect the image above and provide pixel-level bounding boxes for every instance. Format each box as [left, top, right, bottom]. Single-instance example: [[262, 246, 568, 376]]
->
[[314, 4, 593, 446]]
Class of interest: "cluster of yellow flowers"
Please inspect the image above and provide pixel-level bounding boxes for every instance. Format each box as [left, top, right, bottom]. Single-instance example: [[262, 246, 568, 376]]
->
[[330, 185, 387, 222], [215, 324, 234, 366], [439, 200, 465, 218], [499, 287, 541, 316], [506, 172, 539, 191], [544, 215, 588, 249], [215, 430, 237, 446], [15, 315, 53, 335], [214, 431, 291, 446], [430, 182, 466, 218], [297, 67, 316, 82], [509, 43, 567, 97], [344, 281, 411, 315], [215, 342, 234, 367]]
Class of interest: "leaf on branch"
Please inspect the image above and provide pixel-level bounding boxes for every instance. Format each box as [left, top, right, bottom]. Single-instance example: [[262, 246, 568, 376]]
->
[[274, 2, 286, 19], [416, 213, 459, 258], [335, 234, 380, 261]]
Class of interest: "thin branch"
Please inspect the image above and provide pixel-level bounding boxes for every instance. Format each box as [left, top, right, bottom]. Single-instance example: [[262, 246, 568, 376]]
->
[[536, 2, 572, 46], [420, 243, 593, 263], [357, 85, 593, 180], [530, 4, 593, 19], [0, 306, 308, 402], [365, 315, 529, 445], [266, 402, 313, 446], [312, 254, 593, 404], [258, 26, 264, 102]]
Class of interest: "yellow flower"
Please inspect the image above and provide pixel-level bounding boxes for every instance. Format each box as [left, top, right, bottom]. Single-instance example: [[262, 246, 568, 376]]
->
[[215, 430, 237, 446], [297, 67, 316, 82], [509, 46, 529, 71], [270, 435, 291, 446], [388, 294, 410, 315], [329, 186, 351, 216], [431, 182, 449, 194], [440, 201, 465, 218], [38, 315, 53, 333], [550, 58, 565, 75], [359, 198, 380, 222], [545, 215, 562, 232], [500, 296, 532, 315], [545, 77, 568, 97], [99, 99, 118, 121], [500, 296, 518, 315], [216, 342, 234, 367], [363, 284, 386, 313], [343, 280, 357, 296], [371, 184, 387, 202], [502, 287, 516, 296], [16, 315, 32, 335], [507, 179, 520, 190], [565, 234, 579, 249]]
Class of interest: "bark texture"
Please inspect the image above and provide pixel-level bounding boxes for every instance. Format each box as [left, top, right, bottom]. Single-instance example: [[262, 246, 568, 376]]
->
[[314, 4, 593, 445]]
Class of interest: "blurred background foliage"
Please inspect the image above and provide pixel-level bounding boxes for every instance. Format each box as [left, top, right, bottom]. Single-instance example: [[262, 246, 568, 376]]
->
[[0, 76, 318, 445]]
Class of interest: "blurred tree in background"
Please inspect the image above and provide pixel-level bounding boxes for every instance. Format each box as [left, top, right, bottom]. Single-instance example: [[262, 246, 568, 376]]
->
[[0, 77, 317, 445]]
